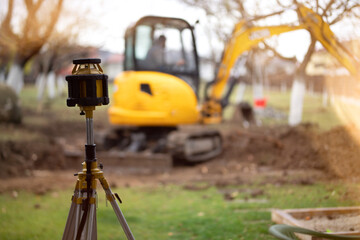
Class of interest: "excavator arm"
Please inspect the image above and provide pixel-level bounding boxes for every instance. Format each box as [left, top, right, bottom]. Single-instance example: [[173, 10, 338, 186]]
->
[[211, 23, 303, 100], [202, 4, 359, 124], [296, 5, 358, 76]]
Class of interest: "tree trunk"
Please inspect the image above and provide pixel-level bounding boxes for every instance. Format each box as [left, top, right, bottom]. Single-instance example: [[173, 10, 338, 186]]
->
[[47, 71, 56, 99], [288, 36, 316, 126], [251, 50, 264, 109], [322, 88, 328, 107], [288, 75, 306, 126], [56, 74, 66, 96], [252, 61, 264, 111], [36, 73, 47, 101], [253, 82, 264, 102], [0, 70, 5, 84], [234, 82, 246, 104], [6, 63, 23, 94], [281, 81, 287, 93]]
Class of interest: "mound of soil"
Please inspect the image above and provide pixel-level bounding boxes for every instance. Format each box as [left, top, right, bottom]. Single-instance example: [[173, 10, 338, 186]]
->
[[220, 123, 360, 180], [221, 124, 327, 171], [0, 139, 66, 179], [0, 109, 85, 179], [315, 126, 360, 179]]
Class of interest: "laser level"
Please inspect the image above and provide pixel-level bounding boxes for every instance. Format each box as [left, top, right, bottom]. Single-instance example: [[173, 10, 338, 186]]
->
[[62, 59, 135, 240]]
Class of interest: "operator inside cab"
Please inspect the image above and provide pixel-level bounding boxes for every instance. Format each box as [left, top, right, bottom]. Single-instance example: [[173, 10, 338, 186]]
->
[[143, 35, 185, 70], [124, 16, 200, 94], [144, 35, 167, 69]]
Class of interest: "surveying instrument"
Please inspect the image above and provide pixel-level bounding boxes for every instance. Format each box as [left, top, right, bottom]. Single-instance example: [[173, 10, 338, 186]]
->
[[62, 59, 135, 240]]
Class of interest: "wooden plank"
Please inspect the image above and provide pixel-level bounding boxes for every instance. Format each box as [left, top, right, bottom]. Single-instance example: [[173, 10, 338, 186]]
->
[[272, 209, 303, 226], [284, 206, 360, 219]]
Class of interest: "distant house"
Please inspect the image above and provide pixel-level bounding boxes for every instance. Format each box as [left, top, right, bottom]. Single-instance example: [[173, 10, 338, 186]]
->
[[306, 48, 345, 76], [199, 50, 297, 87], [306, 39, 360, 77]]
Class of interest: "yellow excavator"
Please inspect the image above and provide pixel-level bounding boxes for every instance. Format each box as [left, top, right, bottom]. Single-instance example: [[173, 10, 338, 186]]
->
[[105, 4, 358, 162]]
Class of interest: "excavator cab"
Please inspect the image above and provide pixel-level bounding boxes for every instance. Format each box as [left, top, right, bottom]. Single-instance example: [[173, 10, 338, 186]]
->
[[109, 16, 201, 127], [124, 16, 200, 94]]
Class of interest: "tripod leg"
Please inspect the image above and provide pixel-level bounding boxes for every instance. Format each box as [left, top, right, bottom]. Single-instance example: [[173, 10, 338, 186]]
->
[[99, 177, 135, 240], [74, 190, 98, 240], [63, 183, 82, 240], [63, 184, 96, 240], [62, 196, 77, 239], [74, 191, 82, 239], [92, 211, 97, 239], [85, 191, 97, 240]]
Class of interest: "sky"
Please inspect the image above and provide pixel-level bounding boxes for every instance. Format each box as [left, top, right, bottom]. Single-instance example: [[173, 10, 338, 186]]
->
[[77, 0, 209, 54], [2, 0, 359, 62], [75, 0, 315, 61]]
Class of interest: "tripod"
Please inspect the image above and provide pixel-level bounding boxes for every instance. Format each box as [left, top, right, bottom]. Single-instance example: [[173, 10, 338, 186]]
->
[[62, 106, 135, 240]]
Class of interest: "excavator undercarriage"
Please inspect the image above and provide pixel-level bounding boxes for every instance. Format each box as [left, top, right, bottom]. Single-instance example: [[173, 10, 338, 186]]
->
[[100, 126, 222, 165]]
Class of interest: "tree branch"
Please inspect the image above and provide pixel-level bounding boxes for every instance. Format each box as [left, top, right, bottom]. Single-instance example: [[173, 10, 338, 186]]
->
[[297, 36, 316, 76], [0, 0, 18, 47], [276, 0, 291, 8], [330, 3, 360, 25], [40, 0, 64, 42], [321, 0, 335, 17], [263, 42, 297, 62]]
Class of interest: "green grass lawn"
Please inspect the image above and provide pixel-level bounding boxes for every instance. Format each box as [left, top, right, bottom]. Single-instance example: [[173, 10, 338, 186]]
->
[[0, 85, 111, 142], [223, 87, 341, 131], [13, 84, 342, 136], [0, 85, 349, 239], [0, 183, 357, 240], [19, 85, 111, 122]]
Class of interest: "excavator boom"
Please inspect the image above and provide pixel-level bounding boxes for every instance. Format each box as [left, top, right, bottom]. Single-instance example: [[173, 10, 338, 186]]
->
[[212, 23, 303, 100]]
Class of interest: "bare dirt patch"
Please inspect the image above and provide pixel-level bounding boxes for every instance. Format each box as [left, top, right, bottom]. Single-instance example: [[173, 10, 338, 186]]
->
[[1, 107, 360, 193]]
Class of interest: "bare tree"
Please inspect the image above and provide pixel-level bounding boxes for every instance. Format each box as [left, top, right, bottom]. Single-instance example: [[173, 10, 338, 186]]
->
[[33, 34, 91, 110], [182, 0, 360, 125], [183, 0, 291, 114], [31, 2, 100, 110], [282, 0, 360, 125], [0, 0, 64, 94]]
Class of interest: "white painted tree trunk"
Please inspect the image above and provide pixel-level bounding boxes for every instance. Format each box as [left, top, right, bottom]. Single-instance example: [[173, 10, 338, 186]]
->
[[6, 64, 24, 94], [47, 71, 56, 99], [0, 71, 5, 84], [252, 59, 264, 105], [322, 89, 328, 107], [309, 82, 314, 96], [56, 74, 66, 96], [263, 69, 269, 91], [330, 95, 335, 105], [253, 82, 263, 102], [281, 82, 287, 93], [288, 77, 306, 126], [234, 82, 246, 104], [36, 73, 47, 101]]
